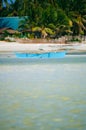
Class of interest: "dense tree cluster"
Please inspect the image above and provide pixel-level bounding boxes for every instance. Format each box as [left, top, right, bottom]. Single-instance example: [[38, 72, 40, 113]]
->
[[0, 0, 86, 38]]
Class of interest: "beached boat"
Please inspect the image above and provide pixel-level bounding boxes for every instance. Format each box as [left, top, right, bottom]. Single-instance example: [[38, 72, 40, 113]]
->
[[16, 52, 66, 58]]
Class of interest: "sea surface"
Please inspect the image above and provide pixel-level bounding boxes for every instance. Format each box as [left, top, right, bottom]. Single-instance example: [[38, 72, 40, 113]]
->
[[0, 55, 86, 130]]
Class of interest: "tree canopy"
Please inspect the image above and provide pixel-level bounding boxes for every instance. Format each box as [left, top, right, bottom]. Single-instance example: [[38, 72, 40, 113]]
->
[[0, 0, 86, 38]]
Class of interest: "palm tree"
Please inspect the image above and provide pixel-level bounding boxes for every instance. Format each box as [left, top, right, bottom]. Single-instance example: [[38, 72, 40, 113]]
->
[[0, 0, 86, 40], [68, 12, 86, 36]]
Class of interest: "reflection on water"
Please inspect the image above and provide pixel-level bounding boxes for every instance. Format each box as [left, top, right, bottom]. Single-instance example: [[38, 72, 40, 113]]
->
[[0, 58, 86, 130]]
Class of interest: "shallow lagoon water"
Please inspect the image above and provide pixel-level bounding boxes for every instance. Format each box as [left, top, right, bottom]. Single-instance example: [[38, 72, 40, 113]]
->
[[0, 55, 86, 130]]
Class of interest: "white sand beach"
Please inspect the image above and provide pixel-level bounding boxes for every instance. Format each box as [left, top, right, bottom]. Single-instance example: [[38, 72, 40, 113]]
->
[[0, 41, 86, 53]]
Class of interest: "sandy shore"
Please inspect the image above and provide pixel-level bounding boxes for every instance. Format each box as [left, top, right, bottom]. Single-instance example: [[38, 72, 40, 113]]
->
[[0, 41, 86, 53]]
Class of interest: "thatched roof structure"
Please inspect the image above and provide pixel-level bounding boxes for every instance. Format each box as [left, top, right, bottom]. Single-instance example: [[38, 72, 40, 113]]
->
[[0, 28, 20, 34]]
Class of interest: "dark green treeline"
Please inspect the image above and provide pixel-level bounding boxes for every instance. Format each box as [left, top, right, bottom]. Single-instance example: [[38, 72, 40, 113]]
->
[[0, 0, 86, 36]]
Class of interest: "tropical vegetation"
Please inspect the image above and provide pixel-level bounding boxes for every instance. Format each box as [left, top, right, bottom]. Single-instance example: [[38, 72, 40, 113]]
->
[[0, 0, 86, 41]]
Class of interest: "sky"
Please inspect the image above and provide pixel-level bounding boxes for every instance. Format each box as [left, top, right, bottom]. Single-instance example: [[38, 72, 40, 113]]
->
[[6, 0, 15, 3], [3, 0, 15, 6], [8, 0, 15, 3]]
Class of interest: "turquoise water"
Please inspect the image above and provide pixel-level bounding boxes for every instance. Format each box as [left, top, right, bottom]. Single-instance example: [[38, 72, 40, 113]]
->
[[0, 56, 86, 130]]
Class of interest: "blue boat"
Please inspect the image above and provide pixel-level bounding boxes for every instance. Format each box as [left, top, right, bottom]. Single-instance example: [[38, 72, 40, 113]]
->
[[16, 52, 66, 58]]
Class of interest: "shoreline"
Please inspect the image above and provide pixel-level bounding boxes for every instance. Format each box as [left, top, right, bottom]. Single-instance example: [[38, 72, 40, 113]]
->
[[0, 41, 86, 54]]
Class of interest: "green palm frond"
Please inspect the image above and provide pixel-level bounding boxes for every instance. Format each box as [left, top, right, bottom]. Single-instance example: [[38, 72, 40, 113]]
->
[[44, 27, 54, 35], [32, 27, 41, 32]]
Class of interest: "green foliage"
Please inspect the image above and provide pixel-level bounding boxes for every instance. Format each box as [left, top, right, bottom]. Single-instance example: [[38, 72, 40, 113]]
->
[[48, 23, 56, 30], [0, 0, 86, 39], [44, 28, 54, 35], [18, 17, 30, 31]]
